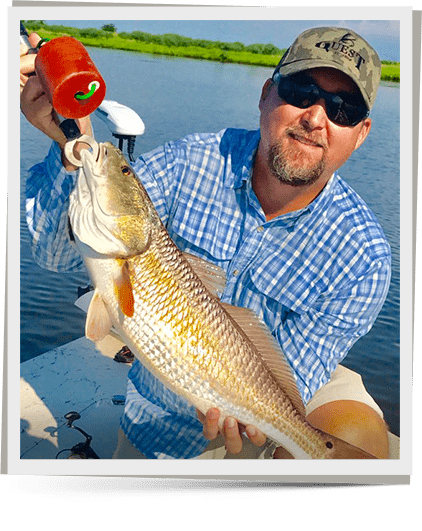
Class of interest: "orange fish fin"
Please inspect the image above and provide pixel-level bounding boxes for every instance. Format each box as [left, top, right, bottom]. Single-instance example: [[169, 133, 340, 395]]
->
[[114, 261, 135, 318], [183, 253, 226, 297], [221, 303, 306, 417], [85, 289, 113, 342]]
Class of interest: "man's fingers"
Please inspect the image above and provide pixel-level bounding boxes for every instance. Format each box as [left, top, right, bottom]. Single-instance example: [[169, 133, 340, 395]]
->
[[197, 408, 267, 455], [20, 33, 41, 91], [21, 88, 67, 146], [224, 420, 267, 454], [273, 446, 294, 459], [202, 408, 220, 440], [20, 43, 29, 57], [245, 425, 267, 447], [21, 74, 44, 104], [20, 44, 36, 92], [21, 88, 51, 123], [20, 33, 41, 73], [20, 53, 36, 74], [76, 116, 94, 137], [21, 77, 53, 125], [20, 32, 41, 52], [28, 32, 41, 48], [223, 417, 243, 454], [20, 73, 27, 93]]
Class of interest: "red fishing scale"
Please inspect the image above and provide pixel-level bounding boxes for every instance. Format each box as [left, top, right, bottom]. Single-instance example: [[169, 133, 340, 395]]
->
[[35, 36, 106, 119]]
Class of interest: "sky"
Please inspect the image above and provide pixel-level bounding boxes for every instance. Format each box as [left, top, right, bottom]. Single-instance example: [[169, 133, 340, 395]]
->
[[44, 19, 400, 62]]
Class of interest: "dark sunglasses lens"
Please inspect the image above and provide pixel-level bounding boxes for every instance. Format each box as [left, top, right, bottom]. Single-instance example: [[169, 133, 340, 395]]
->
[[326, 99, 368, 126], [276, 77, 368, 126], [277, 80, 318, 109]]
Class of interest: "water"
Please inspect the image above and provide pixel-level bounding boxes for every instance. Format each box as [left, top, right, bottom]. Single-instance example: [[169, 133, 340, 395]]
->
[[20, 47, 400, 435]]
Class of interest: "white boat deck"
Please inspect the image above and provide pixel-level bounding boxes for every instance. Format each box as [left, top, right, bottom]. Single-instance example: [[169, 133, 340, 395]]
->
[[20, 335, 400, 459], [20, 335, 129, 459]]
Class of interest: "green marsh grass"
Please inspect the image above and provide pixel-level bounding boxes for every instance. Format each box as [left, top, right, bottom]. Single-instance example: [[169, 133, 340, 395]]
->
[[26, 23, 400, 82]]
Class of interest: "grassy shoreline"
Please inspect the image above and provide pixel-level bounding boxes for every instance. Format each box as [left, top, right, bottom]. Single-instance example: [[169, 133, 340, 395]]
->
[[26, 23, 400, 82]]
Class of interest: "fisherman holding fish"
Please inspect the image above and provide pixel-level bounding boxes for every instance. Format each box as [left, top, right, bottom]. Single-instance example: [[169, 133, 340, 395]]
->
[[21, 27, 391, 459]]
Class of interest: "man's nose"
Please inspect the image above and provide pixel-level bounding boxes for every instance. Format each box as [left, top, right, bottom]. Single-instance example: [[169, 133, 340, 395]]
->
[[299, 98, 328, 130]]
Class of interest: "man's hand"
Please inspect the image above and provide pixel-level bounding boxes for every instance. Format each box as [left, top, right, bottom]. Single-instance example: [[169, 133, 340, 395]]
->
[[20, 32, 93, 170], [20, 32, 64, 144], [196, 408, 267, 455], [20, 40, 36, 93]]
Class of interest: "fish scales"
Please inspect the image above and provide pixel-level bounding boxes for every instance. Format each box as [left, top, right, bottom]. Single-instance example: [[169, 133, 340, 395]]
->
[[69, 141, 377, 459], [88, 221, 328, 459]]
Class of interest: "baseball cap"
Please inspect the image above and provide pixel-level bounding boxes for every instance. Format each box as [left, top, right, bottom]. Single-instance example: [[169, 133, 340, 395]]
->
[[273, 27, 382, 110]]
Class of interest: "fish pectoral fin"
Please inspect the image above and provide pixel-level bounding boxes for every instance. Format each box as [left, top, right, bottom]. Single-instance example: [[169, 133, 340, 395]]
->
[[183, 253, 226, 297], [221, 303, 306, 418], [114, 260, 135, 318], [86, 289, 113, 341]]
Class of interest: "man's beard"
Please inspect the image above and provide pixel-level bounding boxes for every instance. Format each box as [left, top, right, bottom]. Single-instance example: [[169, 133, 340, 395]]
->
[[268, 128, 327, 187]]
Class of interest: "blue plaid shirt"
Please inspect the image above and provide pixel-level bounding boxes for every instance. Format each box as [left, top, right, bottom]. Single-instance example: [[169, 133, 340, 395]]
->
[[26, 128, 391, 459]]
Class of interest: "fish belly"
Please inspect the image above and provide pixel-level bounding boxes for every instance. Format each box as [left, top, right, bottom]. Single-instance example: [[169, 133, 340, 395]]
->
[[84, 248, 324, 459]]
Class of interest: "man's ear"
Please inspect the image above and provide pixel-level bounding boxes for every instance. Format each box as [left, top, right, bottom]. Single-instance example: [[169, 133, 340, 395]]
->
[[259, 79, 274, 110], [354, 117, 372, 151]]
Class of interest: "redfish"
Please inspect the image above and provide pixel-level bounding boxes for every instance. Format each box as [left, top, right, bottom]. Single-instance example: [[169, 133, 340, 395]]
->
[[68, 141, 375, 459]]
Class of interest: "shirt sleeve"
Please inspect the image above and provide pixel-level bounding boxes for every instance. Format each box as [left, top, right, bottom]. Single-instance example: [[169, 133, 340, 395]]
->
[[25, 141, 84, 272], [274, 256, 391, 403], [131, 140, 185, 226]]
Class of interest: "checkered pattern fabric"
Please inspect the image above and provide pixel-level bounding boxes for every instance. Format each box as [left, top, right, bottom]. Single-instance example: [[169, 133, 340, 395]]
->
[[25, 128, 391, 458]]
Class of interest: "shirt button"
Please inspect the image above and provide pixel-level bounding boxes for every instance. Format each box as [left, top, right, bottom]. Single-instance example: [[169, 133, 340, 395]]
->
[[232, 270, 239, 277], [256, 226, 264, 233]]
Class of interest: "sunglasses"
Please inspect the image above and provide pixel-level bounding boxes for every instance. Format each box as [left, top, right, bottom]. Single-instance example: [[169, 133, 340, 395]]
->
[[272, 72, 369, 127]]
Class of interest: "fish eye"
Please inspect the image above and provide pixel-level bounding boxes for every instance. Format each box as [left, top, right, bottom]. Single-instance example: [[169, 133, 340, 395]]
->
[[121, 166, 131, 176]]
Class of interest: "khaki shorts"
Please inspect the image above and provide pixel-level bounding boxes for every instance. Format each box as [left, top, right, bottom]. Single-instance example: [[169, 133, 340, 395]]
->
[[113, 364, 384, 459]]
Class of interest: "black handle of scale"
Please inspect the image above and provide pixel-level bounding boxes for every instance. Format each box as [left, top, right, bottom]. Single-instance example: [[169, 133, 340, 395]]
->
[[59, 118, 82, 141]]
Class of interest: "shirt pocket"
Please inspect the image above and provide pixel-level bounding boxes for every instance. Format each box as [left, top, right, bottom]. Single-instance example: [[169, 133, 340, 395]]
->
[[247, 249, 326, 317], [167, 188, 242, 264]]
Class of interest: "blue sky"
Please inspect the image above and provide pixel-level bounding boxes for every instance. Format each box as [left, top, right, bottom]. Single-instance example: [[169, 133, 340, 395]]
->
[[45, 19, 400, 61]]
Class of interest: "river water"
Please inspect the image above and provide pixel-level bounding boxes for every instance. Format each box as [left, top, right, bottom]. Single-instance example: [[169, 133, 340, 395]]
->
[[19, 47, 400, 435]]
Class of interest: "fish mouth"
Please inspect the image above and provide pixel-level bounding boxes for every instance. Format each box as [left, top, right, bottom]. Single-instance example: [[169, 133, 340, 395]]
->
[[64, 134, 102, 169], [80, 141, 106, 175], [96, 142, 107, 168], [77, 139, 107, 171], [90, 141, 119, 180], [69, 141, 131, 257]]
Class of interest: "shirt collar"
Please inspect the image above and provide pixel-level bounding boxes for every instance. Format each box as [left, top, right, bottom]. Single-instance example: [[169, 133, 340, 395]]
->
[[223, 129, 261, 190], [223, 128, 338, 227], [260, 172, 338, 229]]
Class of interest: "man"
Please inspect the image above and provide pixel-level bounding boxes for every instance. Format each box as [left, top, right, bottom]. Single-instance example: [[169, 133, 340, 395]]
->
[[20, 26, 391, 459]]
